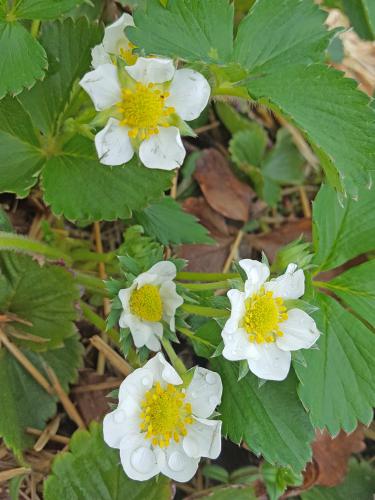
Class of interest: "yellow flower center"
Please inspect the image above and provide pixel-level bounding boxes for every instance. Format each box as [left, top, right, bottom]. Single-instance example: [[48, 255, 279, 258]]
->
[[117, 82, 175, 140], [129, 284, 163, 322], [241, 288, 288, 344], [140, 382, 193, 448]]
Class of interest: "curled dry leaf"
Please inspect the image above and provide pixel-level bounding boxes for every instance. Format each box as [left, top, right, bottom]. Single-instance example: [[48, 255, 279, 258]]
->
[[194, 148, 254, 222]]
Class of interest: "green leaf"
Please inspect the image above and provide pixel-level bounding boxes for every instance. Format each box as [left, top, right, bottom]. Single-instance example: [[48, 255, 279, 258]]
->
[[229, 128, 267, 168], [0, 20, 47, 98], [327, 260, 375, 326], [0, 335, 82, 452], [215, 102, 264, 136], [0, 96, 44, 196], [342, 0, 375, 41], [0, 251, 78, 350], [44, 422, 172, 500], [301, 459, 375, 500], [198, 486, 257, 500], [19, 17, 103, 134], [41, 136, 172, 221], [210, 357, 314, 472], [313, 184, 375, 271], [234, 0, 331, 72], [14, 0, 85, 19], [135, 197, 213, 245], [247, 64, 375, 195], [295, 293, 375, 435], [262, 129, 304, 185], [127, 0, 234, 64]]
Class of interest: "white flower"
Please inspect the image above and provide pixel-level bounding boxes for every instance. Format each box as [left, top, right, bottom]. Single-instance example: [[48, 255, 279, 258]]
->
[[222, 260, 320, 381], [103, 353, 222, 482], [79, 56, 210, 170], [91, 13, 136, 68], [118, 261, 183, 351]]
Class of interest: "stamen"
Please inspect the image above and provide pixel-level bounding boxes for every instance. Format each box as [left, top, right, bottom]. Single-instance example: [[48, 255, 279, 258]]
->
[[129, 284, 163, 322]]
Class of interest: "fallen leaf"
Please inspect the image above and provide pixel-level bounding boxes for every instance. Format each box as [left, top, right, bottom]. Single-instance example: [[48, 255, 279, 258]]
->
[[183, 197, 230, 238], [194, 148, 254, 221]]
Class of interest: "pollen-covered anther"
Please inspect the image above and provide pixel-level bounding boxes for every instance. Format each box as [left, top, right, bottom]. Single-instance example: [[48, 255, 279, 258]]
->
[[117, 82, 175, 140], [129, 284, 163, 322], [241, 288, 288, 344], [139, 382, 193, 448]]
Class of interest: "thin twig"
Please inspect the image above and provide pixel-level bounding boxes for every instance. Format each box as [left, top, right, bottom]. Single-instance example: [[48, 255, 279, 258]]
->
[[33, 415, 61, 452], [0, 467, 30, 483], [299, 186, 312, 218], [90, 335, 132, 376], [26, 428, 70, 445], [222, 230, 245, 273], [71, 379, 122, 394]]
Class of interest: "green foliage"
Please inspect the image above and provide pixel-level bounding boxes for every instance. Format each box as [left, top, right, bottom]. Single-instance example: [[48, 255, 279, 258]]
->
[[0, 21, 47, 99], [295, 292, 375, 435], [262, 462, 302, 500], [12, 0, 84, 19], [313, 184, 375, 271], [301, 459, 375, 500], [211, 357, 314, 472], [0, 335, 81, 452], [198, 486, 257, 500], [128, 0, 234, 64], [233, 0, 331, 71], [44, 422, 172, 500], [135, 197, 213, 245], [341, 0, 375, 40], [247, 64, 375, 195]]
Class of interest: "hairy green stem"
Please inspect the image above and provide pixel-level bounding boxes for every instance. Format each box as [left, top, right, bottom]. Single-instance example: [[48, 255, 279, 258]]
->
[[182, 303, 229, 318], [178, 280, 230, 291], [80, 301, 119, 343], [160, 337, 187, 378], [178, 326, 216, 347], [74, 271, 107, 295], [176, 271, 239, 282], [30, 19, 40, 38]]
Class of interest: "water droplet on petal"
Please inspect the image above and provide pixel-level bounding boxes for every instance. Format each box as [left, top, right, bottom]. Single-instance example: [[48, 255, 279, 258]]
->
[[205, 372, 216, 385], [168, 451, 186, 472], [191, 391, 197, 398], [142, 376, 151, 386], [114, 410, 126, 424], [130, 447, 156, 473]]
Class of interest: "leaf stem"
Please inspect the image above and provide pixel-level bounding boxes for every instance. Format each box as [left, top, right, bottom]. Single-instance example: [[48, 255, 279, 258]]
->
[[30, 19, 40, 38], [74, 271, 107, 295], [79, 301, 119, 343], [181, 304, 229, 318], [160, 337, 187, 378], [178, 280, 230, 291], [178, 326, 216, 347], [0, 232, 72, 264], [177, 271, 239, 282]]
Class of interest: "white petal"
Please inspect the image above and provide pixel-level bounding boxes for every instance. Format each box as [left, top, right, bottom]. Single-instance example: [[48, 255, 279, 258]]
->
[[167, 68, 210, 121], [95, 118, 134, 166], [276, 308, 320, 351], [103, 409, 140, 449], [91, 44, 111, 69], [102, 13, 134, 55], [118, 285, 134, 310], [265, 263, 305, 300], [119, 312, 152, 348], [183, 418, 221, 459], [185, 367, 222, 418], [239, 259, 270, 297], [222, 329, 260, 361], [135, 261, 177, 288], [139, 127, 186, 170], [159, 281, 184, 331], [79, 64, 121, 111], [126, 57, 175, 84], [118, 367, 154, 404], [119, 435, 160, 481], [145, 333, 162, 352], [155, 441, 199, 482], [223, 289, 246, 334], [248, 343, 291, 381], [144, 352, 183, 386]]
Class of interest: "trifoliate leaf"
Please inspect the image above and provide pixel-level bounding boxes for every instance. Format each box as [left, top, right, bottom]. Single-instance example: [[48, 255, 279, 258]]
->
[[135, 197, 213, 245], [42, 136, 172, 221], [215, 102, 264, 136], [327, 260, 375, 326], [0, 20, 47, 98], [295, 293, 375, 435], [13, 0, 85, 19], [0, 96, 44, 196], [234, 0, 332, 72], [211, 357, 314, 472], [0, 251, 78, 350], [127, 0, 234, 64], [0, 335, 82, 452], [313, 184, 375, 272], [44, 422, 172, 500], [247, 64, 375, 195]]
